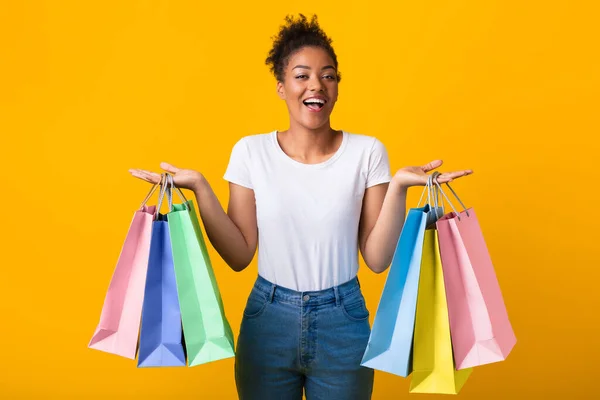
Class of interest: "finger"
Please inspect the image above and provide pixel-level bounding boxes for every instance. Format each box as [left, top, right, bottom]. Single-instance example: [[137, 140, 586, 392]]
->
[[421, 160, 443, 173], [129, 169, 148, 179], [435, 170, 474, 183], [129, 171, 153, 183], [160, 162, 180, 174], [130, 169, 161, 183], [143, 171, 162, 184], [446, 170, 473, 180]]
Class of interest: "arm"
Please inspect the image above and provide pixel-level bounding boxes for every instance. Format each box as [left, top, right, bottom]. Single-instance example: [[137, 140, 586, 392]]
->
[[358, 161, 474, 274], [129, 164, 257, 272], [193, 178, 258, 272], [358, 180, 408, 274]]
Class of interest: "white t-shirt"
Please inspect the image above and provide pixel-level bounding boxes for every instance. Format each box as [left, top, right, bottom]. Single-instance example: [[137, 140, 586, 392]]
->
[[223, 130, 392, 291]]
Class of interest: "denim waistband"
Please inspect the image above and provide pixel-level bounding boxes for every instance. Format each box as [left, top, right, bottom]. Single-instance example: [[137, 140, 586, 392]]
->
[[252, 274, 362, 307]]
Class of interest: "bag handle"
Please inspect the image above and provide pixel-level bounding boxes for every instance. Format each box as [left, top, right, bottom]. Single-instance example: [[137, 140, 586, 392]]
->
[[417, 174, 440, 208], [170, 174, 189, 206], [138, 172, 191, 214], [417, 175, 430, 207], [139, 174, 164, 211], [430, 171, 470, 221], [155, 173, 173, 215], [429, 174, 445, 215], [163, 173, 190, 212], [419, 174, 446, 219]]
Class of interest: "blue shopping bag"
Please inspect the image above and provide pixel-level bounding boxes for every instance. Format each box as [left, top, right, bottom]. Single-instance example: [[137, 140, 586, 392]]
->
[[137, 175, 186, 367], [360, 205, 430, 377]]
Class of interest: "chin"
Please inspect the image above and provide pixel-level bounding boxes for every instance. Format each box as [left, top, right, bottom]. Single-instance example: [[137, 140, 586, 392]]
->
[[302, 121, 329, 131], [301, 116, 332, 130]]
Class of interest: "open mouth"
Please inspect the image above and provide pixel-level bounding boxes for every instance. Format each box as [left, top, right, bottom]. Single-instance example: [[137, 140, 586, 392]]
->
[[303, 98, 326, 111]]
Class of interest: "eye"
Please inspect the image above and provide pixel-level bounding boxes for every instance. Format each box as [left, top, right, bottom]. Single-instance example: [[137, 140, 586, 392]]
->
[[295, 74, 308, 79], [324, 75, 335, 80]]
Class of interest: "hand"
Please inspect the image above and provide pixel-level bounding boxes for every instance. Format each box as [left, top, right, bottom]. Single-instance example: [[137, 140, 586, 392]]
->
[[392, 160, 473, 188], [129, 162, 204, 191]]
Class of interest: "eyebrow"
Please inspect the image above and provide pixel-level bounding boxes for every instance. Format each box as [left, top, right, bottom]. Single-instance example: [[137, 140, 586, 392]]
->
[[292, 65, 336, 71]]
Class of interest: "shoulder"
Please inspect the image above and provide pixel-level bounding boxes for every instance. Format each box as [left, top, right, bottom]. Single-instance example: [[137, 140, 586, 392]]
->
[[344, 131, 388, 154], [238, 131, 272, 144], [231, 131, 273, 150], [228, 131, 274, 156]]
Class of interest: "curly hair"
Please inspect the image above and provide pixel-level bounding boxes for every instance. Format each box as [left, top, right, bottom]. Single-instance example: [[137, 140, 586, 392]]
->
[[265, 14, 342, 83]]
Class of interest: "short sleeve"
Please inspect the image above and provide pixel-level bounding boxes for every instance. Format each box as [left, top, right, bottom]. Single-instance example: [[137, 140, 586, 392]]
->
[[366, 138, 392, 188], [223, 138, 253, 189]]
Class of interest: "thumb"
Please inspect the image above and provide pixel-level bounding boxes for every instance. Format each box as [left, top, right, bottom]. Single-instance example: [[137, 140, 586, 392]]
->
[[422, 159, 443, 172], [160, 162, 180, 174]]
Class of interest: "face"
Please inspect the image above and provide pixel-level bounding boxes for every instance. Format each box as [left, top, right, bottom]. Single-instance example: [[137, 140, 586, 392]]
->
[[277, 46, 339, 130]]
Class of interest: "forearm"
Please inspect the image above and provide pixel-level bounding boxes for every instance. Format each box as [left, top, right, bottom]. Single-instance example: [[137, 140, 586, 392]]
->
[[363, 180, 408, 273], [192, 178, 254, 271]]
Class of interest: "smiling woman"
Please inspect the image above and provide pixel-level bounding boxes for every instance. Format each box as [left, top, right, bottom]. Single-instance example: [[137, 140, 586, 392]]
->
[[272, 42, 344, 164], [265, 14, 342, 152], [129, 12, 472, 400]]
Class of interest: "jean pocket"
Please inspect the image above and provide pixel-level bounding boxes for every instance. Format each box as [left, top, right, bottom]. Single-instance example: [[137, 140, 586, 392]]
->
[[341, 291, 370, 322], [242, 290, 269, 319]]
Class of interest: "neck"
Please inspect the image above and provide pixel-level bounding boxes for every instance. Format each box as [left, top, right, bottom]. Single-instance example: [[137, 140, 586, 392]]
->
[[279, 122, 341, 162]]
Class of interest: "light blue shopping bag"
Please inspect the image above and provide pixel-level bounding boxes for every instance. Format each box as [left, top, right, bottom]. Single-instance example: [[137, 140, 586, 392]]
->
[[360, 205, 429, 376], [361, 176, 443, 376]]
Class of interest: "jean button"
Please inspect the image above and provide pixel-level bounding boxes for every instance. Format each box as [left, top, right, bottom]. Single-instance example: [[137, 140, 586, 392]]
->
[[303, 294, 310, 301]]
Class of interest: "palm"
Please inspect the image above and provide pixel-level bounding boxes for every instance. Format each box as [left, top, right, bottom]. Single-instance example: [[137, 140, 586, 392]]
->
[[129, 162, 203, 191], [169, 169, 202, 190], [393, 160, 473, 187], [394, 166, 432, 187]]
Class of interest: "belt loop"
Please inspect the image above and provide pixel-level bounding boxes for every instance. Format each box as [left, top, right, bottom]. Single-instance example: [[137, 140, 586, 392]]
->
[[269, 284, 276, 303], [356, 276, 361, 288], [333, 285, 340, 307]]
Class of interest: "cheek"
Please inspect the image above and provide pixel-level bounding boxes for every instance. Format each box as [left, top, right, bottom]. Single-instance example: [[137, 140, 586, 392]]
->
[[284, 79, 302, 92], [328, 94, 339, 107], [293, 86, 307, 100], [328, 84, 339, 101]]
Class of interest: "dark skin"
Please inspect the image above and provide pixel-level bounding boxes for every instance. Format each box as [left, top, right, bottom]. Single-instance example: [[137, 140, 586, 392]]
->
[[274, 46, 341, 164], [130, 46, 472, 187], [129, 45, 473, 273]]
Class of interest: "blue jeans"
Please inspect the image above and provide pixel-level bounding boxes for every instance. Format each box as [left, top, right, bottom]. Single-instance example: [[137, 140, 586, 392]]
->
[[235, 275, 374, 400]]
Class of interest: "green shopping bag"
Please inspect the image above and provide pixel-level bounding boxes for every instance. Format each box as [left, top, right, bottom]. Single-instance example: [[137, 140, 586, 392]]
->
[[165, 176, 235, 366]]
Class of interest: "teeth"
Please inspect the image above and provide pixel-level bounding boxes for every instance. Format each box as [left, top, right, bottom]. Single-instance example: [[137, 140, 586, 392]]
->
[[303, 98, 325, 104]]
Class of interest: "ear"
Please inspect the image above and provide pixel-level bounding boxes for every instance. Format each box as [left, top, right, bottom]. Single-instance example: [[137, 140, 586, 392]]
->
[[276, 81, 285, 100]]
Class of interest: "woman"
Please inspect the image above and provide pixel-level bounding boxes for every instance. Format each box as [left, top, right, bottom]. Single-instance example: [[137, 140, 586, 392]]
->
[[130, 13, 472, 400]]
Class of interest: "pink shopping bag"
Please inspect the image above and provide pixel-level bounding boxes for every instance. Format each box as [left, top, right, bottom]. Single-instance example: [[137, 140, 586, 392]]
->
[[433, 177, 516, 370], [88, 178, 162, 359]]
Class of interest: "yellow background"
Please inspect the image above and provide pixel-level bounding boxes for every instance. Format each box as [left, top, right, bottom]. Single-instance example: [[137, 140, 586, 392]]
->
[[1, 0, 598, 398]]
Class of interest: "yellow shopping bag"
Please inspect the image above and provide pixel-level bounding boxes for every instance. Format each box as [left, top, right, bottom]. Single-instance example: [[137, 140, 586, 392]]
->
[[409, 228, 472, 394]]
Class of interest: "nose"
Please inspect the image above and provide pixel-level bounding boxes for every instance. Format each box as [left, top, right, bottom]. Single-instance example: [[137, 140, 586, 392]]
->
[[308, 75, 325, 92]]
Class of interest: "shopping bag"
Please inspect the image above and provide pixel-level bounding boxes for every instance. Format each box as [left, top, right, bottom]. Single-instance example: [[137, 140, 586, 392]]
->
[[88, 178, 159, 359], [165, 175, 235, 366], [361, 176, 441, 376], [409, 228, 472, 394], [434, 180, 516, 370], [360, 205, 428, 376], [426, 178, 445, 228], [137, 175, 186, 367]]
